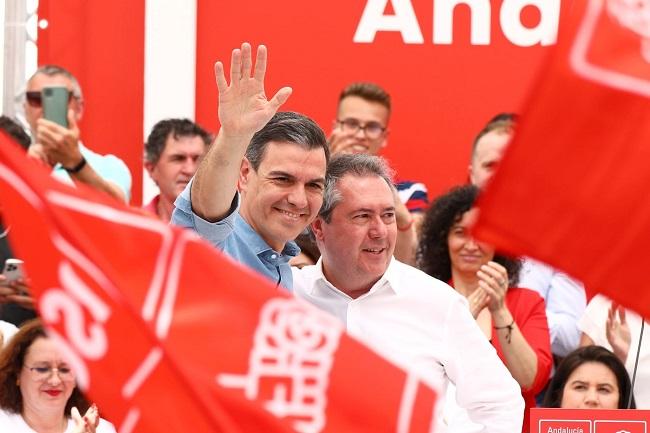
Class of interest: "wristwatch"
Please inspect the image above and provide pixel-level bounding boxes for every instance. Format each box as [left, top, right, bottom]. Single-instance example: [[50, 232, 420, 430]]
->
[[63, 156, 87, 174]]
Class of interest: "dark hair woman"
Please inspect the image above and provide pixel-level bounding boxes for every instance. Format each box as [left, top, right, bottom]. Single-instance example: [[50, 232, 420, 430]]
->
[[418, 185, 552, 432], [543, 345, 636, 409]]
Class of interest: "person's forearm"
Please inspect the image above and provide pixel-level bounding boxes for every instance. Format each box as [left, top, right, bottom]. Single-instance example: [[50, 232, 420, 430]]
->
[[492, 308, 539, 390], [548, 311, 582, 357], [191, 130, 251, 221], [70, 164, 127, 202], [393, 198, 417, 265]]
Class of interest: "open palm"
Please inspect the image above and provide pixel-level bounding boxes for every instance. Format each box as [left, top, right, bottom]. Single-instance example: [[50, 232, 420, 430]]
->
[[215, 43, 292, 137]]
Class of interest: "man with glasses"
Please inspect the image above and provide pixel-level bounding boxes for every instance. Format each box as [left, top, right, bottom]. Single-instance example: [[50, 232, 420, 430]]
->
[[23, 65, 131, 202], [328, 83, 428, 264]]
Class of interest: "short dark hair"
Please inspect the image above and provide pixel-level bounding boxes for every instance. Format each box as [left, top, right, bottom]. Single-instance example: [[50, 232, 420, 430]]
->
[[30, 65, 83, 100], [246, 111, 329, 171], [0, 319, 91, 415], [543, 345, 636, 409], [338, 82, 391, 116], [417, 184, 521, 284], [145, 118, 211, 165], [471, 112, 518, 157], [319, 154, 395, 223], [0, 116, 31, 150]]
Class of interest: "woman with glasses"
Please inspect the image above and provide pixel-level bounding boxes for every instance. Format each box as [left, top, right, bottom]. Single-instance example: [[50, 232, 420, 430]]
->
[[417, 185, 552, 433], [0, 319, 115, 432]]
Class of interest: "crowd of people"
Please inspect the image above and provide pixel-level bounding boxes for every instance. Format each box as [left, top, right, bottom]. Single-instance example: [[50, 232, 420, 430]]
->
[[0, 42, 648, 432]]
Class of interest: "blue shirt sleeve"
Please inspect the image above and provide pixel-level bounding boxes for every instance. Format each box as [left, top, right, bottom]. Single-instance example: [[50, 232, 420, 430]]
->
[[171, 178, 240, 248]]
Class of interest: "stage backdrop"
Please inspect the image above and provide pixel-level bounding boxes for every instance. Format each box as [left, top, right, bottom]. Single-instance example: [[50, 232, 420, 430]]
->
[[38, 0, 573, 205]]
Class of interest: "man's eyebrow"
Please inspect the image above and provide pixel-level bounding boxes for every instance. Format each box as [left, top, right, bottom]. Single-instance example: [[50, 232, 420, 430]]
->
[[352, 206, 396, 213], [266, 171, 296, 179], [266, 171, 325, 184]]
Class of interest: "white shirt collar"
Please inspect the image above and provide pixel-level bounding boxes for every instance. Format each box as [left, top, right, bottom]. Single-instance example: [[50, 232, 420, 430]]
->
[[306, 256, 400, 300]]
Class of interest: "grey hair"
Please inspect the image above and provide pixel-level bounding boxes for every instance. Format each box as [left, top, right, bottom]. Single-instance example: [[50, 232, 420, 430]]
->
[[245, 111, 329, 170], [30, 65, 83, 100], [319, 154, 395, 223]]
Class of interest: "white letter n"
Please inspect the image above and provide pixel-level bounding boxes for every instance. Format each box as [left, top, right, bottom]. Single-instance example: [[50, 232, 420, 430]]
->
[[433, 0, 491, 45], [354, 0, 424, 44]]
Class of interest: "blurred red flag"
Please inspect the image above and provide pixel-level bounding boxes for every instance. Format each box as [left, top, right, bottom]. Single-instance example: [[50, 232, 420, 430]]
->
[[0, 133, 437, 433], [474, 0, 650, 319]]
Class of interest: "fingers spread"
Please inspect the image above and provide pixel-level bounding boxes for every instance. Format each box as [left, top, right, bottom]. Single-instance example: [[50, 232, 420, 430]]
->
[[253, 44, 268, 82], [230, 48, 242, 83], [214, 61, 227, 92], [268, 86, 292, 111], [240, 42, 252, 78]]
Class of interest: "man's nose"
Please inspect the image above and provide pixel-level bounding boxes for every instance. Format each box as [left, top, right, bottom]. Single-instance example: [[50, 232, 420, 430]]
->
[[287, 185, 308, 208], [181, 158, 197, 175], [368, 216, 388, 238]]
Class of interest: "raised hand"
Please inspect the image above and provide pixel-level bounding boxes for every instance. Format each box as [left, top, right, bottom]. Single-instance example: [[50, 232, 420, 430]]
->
[[215, 43, 292, 138], [328, 128, 362, 155], [606, 301, 631, 363]]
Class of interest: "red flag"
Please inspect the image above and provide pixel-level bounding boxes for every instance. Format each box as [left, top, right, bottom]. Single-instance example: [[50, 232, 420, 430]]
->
[[473, 0, 650, 319], [0, 133, 437, 433]]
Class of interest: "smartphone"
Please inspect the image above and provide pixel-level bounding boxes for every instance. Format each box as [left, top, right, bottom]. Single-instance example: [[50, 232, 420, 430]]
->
[[1, 258, 25, 285], [42, 86, 69, 128]]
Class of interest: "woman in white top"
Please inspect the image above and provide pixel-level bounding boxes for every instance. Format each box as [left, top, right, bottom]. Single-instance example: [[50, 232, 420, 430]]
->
[[0, 319, 116, 433]]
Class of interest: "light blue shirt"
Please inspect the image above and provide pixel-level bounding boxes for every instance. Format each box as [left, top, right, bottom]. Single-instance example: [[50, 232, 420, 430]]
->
[[52, 142, 132, 201], [171, 180, 299, 290], [519, 258, 586, 357]]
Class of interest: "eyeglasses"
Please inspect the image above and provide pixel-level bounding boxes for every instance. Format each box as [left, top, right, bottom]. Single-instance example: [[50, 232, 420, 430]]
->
[[336, 119, 386, 140], [23, 364, 75, 381], [25, 92, 43, 108], [24, 91, 77, 108]]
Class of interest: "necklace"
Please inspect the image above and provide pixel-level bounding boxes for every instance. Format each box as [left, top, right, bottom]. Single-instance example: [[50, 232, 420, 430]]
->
[[0, 225, 9, 239]]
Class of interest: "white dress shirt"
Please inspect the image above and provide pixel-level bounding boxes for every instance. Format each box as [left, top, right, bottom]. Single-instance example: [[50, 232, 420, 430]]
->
[[292, 258, 524, 433], [519, 258, 586, 357]]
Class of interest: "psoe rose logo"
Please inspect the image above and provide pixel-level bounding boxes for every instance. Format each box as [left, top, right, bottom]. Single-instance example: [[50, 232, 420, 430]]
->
[[607, 0, 650, 62], [570, 0, 650, 98]]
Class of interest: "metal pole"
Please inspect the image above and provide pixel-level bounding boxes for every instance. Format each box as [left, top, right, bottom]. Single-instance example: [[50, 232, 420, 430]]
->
[[3, 0, 27, 117]]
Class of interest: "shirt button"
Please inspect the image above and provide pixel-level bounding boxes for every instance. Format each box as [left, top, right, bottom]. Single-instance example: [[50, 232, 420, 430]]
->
[[271, 254, 277, 259]]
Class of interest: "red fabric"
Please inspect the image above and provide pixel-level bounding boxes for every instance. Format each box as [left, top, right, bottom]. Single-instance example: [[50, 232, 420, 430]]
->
[[490, 288, 552, 433], [142, 194, 160, 217], [0, 135, 438, 432], [473, 0, 650, 321]]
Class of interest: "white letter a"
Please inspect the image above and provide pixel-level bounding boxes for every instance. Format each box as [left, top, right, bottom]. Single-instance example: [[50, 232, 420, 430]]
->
[[354, 0, 424, 44]]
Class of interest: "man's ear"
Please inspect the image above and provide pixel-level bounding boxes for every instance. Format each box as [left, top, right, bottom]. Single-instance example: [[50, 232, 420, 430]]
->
[[311, 217, 325, 241], [239, 158, 252, 191], [144, 160, 155, 176], [73, 98, 84, 122], [467, 164, 475, 185], [380, 128, 390, 149]]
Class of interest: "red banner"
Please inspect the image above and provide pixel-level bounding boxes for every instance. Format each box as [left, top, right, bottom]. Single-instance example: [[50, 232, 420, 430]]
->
[[530, 408, 650, 433], [0, 134, 437, 432], [473, 0, 650, 319]]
